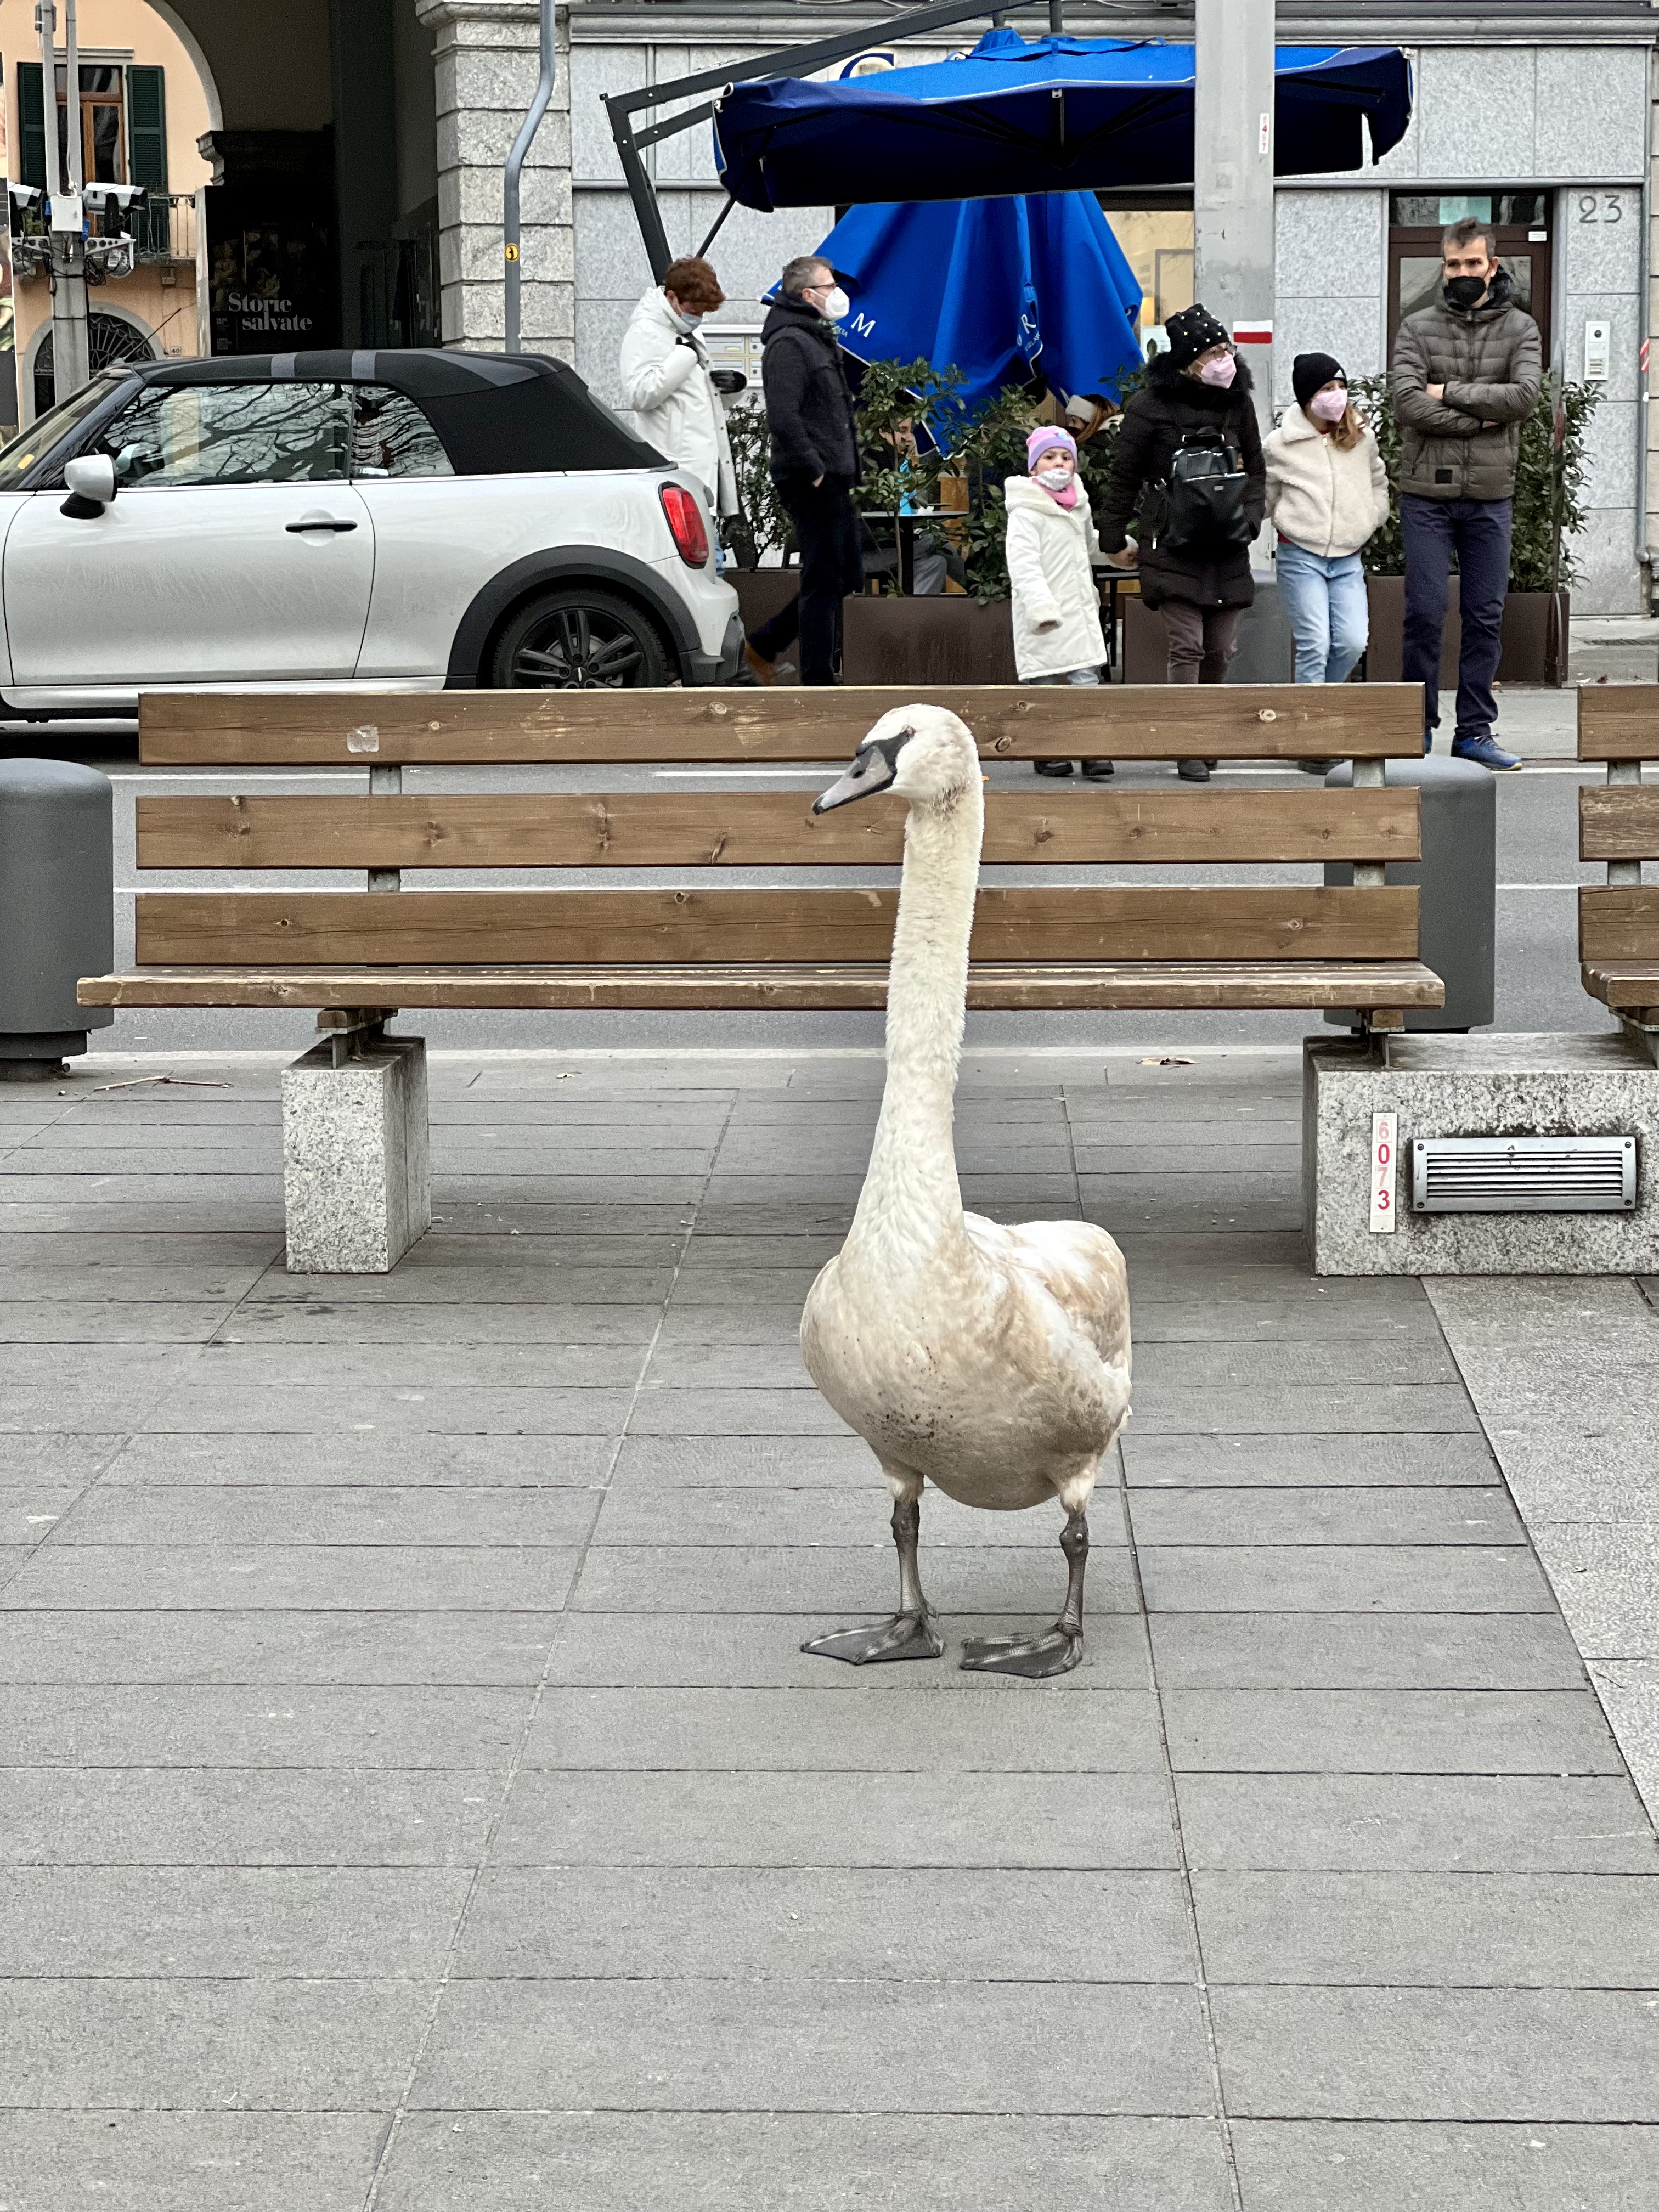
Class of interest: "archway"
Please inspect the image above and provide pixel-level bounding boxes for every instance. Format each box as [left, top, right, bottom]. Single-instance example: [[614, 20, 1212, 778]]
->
[[30, 307, 157, 420]]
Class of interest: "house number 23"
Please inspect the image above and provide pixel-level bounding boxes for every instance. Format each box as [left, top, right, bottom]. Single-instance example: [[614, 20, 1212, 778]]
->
[[1580, 194, 1624, 223]]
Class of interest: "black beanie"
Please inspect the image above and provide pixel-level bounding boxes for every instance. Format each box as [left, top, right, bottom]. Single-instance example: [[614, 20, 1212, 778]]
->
[[1164, 303, 1231, 371], [1293, 352, 1346, 411]]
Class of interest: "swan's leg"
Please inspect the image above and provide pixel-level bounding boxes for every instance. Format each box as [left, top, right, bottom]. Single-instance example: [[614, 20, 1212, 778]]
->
[[801, 1474, 944, 1665], [960, 1511, 1088, 1679]]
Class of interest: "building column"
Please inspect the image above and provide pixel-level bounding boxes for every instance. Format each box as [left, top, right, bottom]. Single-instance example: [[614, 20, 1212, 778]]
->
[[415, 0, 573, 355]]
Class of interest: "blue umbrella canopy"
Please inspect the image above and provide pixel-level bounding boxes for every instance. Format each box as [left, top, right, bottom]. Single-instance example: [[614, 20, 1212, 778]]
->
[[820, 191, 1145, 419], [715, 30, 1412, 212]]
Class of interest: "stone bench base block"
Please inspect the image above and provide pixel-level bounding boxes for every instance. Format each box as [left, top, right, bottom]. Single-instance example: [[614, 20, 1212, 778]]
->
[[282, 1036, 432, 1274], [1305, 1030, 1659, 1276]]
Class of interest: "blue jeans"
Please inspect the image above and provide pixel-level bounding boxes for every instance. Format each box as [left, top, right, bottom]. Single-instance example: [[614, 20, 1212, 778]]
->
[[1401, 494, 1513, 748], [1276, 541, 1369, 684]]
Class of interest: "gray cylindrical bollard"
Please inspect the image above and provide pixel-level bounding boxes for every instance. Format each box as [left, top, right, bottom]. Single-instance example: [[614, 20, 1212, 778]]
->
[[0, 758, 115, 1079], [1323, 754, 1496, 1031]]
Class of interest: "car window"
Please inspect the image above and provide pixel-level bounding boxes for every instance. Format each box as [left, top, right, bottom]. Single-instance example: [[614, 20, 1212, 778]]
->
[[351, 386, 454, 479], [0, 368, 135, 480], [101, 382, 353, 488]]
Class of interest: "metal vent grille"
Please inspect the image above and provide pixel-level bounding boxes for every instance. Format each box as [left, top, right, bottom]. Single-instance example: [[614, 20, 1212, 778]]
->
[[1411, 1135, 1637, 1214]]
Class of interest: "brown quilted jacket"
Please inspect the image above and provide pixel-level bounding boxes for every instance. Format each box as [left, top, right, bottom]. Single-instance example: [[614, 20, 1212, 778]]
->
[[1391, 268, 1542, 502]]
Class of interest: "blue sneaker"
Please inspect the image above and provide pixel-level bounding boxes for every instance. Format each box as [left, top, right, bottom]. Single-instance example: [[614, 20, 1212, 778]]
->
[[1452, 735, 1522, 771]]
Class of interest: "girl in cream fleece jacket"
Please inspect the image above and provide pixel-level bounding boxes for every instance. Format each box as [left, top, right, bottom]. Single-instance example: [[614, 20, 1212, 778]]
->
[[1265, 354, 1391, 705]]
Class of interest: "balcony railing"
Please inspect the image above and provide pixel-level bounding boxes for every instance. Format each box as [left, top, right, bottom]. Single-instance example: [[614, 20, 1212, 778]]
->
[[7, 188, 196, 271]]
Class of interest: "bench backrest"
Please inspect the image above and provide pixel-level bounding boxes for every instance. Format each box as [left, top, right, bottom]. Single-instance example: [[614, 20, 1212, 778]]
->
[[1577, 690, 1657, 992], [132, 684, 1427, 973]]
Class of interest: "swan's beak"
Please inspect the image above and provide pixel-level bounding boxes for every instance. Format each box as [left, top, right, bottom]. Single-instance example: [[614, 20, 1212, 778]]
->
[[814, 745, 896, 814]]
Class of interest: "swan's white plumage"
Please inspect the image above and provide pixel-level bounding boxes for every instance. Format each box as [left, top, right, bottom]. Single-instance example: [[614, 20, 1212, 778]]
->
[[799, 706, 1131, 1527]]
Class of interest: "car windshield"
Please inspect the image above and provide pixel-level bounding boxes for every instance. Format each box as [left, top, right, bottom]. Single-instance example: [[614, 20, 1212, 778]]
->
[[0, 369, 137, 479]]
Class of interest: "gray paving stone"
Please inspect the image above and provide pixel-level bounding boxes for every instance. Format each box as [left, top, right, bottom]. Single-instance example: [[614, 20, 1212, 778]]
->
[[100, 1431, 617, 1486], [1588, 1658, 1659, 1824], [627, 1389, 854, 1436], [653, 1306, 816, 1346], [644, 1341, 819, 1388], [1126, 1386, 1480, 1436], [1122, 1433, 1497, 1488], [611, 1435, 870, 1486], [1149, 1612, 1588, 1690], [224, 1300, 664, 1346], [1161, 1689, 1622, 1775], [0, 1434, 128, 1482], [1176, 1772, 1659, 1872], [1131, 1340, 1458, 1386], [0, 1978, 430, 2107], [1524, 1523, 1659, 1659], [63, 1484, 603, 1549], [0, 1485, 81, 1542], [0, 2113, 388, 2212], [374, 2112, 1234, 2212], [493, 1769, 1179, 1869], [184, 1340, 645, 1389], [1140, 1545, 1551, 1614], [1229, 2119, 1659, 2212], [0, 1767, 501, 1865], [1130, 1300, 1441, 1343], [670, 1269, 821, 1306], [207, 1265, 677, 1306], [0, 1865, 471, 1974], [1211, 1985, 1659, 2119], [569, 1542, 1141, 1615], [0, 1300, 236, 1342], [0, 1683, 534, 1766], [411, 1977, 1212, 2115], [0, 1544, 582, 1613], [1131, 1487, 1521, 1547], [518, 1685, 1166, 1772], [1194, 1869, 1659, 1986], [141, 1384, 636, 1436], [546, 1610, 1154, 1689], [0, 1610, 563, 1685], [455, 1864, 1193, 1980]]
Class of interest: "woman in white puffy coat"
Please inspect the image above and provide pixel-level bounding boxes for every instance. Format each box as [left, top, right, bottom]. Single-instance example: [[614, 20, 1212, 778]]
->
[[1005, 426, 1112, 780], [618, 255, 737, 520], [1265, 352, 1391, 720]]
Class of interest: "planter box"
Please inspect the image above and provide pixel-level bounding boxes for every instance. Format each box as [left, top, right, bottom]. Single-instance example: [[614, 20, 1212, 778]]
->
[[840, 594, 1019, 685], [1364, 575, 1569, 687]]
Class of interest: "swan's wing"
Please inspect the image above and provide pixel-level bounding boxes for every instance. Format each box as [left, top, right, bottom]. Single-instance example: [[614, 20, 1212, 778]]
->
[[965, 1212, 1131, 1372]]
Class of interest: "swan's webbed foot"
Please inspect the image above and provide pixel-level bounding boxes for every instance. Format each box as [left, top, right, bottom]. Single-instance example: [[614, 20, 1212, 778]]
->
[[802, 1488, 942, 1666], [960, 1509, 1090, 1683], [802, 1610, 945, 1664], [958, 1624, 1084, 1678]]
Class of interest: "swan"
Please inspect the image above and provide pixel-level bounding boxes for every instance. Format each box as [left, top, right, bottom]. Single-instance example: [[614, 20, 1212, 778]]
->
[[798, 705, 1131, 1679]]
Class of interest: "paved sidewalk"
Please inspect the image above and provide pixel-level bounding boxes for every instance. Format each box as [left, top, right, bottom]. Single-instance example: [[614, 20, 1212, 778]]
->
[[1, 1046, 1656, 2211]]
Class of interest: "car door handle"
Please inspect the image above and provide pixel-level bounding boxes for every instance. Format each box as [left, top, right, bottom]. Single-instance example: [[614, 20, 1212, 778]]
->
[[286, 516, 358, 534]]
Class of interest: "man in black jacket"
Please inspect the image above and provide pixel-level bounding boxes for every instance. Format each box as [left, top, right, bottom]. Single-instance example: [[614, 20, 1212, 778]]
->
[[745, 256, 864, 686]]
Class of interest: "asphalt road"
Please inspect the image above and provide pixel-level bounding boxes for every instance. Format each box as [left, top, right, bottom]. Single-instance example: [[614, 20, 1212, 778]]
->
[[5, 698, 1631, 1060]]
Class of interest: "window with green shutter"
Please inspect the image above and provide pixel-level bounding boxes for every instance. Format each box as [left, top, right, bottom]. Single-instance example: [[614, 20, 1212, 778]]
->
[[126, 66, 166, 193], [16, 63, 46, 191]]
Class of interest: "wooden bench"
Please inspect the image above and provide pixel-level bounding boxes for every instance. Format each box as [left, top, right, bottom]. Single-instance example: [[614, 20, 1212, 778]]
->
[[80, 681, 1442, 1268], [1579, 688, 1659, 1039]]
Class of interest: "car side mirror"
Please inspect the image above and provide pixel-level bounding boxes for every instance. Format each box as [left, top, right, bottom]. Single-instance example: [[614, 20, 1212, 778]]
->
[[62, 453, 116, 516]]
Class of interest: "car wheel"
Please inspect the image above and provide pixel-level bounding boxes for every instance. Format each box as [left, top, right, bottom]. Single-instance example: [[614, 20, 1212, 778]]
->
[[488, 586, 673, 689]]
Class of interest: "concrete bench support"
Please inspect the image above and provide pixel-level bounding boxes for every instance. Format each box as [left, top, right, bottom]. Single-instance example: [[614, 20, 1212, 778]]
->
[[1305, 1031, 1659, 1276], [281, 1035, 431, 1273]]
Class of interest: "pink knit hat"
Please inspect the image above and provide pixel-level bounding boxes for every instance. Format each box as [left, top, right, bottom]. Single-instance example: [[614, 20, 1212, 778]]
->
[[1027, 426, 1077, 470]]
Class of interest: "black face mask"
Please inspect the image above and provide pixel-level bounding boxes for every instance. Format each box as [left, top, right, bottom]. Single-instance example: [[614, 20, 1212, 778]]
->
[[1443, 274, 1488, 311]]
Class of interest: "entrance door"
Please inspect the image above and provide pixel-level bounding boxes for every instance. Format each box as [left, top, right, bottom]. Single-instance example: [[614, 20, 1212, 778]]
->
[[3, 379, 374, 691], [1387, 192, 1553, 359]]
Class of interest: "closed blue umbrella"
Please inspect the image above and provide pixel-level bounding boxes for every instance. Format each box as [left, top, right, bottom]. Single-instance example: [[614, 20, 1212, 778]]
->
[[819, 190, 1144, 419], [715, 29, 1412, 211]]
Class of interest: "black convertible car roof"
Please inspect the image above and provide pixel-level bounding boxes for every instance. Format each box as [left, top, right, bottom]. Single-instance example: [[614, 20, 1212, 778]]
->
[[134, 348, 663, 475]]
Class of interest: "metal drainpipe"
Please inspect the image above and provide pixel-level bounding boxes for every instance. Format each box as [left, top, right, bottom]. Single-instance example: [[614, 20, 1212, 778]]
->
[[503, 0, 557, 355]]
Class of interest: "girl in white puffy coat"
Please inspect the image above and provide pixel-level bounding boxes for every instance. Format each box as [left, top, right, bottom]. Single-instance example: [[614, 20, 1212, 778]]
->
[[1005, 426, 1112, 780]]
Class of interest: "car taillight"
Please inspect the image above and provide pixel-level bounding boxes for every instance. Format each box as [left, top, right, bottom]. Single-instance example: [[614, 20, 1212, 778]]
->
[[659, 482, 709, 567]]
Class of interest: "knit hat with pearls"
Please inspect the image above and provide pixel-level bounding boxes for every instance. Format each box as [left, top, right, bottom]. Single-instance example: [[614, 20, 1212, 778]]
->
[[1163, 303, 1232, 371]]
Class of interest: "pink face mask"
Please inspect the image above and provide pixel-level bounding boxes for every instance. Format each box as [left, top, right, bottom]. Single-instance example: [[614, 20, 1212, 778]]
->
[[1310, 386, 1348, 424], [1197, 353, 1237, 389]]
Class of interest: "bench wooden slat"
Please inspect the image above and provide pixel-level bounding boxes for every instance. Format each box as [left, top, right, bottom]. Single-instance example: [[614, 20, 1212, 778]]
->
[[1581, 961, 1659, 1014], [136, 788, 1423, 871], [1579, 784, 1659, 860], [1578, 688, 1659, 762], [1579, 884, 1659, 961], [137, 685, 1425, 765], [133, 885, 1420, 968], [80, 959, 1446, 1013]]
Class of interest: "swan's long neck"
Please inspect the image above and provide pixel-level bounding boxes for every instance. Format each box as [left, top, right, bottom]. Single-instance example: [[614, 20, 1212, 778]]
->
[[849, 772, 983, 1254]]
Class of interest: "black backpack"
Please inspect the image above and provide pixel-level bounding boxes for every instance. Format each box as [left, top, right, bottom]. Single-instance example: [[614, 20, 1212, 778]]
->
[[1148, 429, 1252, 560]]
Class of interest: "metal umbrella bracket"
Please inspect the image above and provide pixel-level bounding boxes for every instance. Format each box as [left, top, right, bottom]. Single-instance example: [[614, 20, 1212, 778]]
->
[[503, 0, 557, 356]]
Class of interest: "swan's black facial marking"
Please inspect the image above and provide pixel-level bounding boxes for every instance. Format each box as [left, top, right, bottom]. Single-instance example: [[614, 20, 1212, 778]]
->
[[813, 726, 915, 814]]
